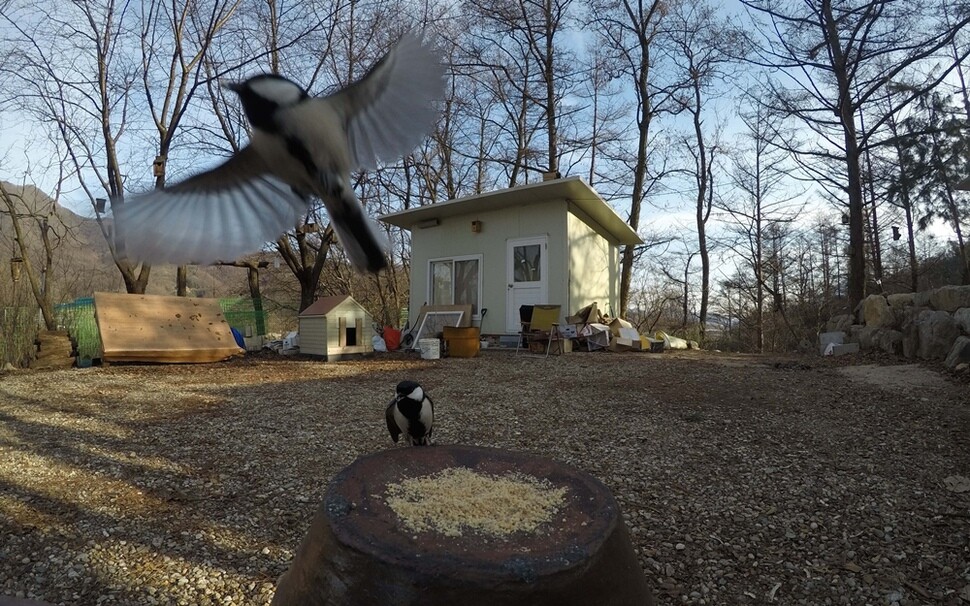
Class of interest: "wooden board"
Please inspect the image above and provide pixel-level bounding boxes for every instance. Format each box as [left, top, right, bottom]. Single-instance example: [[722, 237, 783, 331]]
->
[[94, 292, 244, 364]]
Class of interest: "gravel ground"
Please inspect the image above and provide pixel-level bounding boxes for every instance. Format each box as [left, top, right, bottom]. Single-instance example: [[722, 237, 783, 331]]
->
[[0, 349, 968, 606]]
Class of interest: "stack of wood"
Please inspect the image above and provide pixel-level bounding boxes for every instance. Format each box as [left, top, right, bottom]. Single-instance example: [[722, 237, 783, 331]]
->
[[32, 330, 76, 370]]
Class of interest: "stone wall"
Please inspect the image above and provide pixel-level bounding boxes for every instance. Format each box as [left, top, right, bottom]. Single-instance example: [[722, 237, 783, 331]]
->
[[825, 285, 970, 371]]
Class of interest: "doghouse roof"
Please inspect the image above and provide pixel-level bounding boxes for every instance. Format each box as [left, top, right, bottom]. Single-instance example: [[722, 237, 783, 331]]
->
[[379, 176, 643, 245], [300, 295, 368, 317]]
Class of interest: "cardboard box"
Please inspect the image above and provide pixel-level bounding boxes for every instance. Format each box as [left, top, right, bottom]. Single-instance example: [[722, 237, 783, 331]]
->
[[567, 302, 602, 325], [581, 323, 611, 351], [558, 325, 579, 339], [609, 318, 634, 336], [608, 337, 635, 352]]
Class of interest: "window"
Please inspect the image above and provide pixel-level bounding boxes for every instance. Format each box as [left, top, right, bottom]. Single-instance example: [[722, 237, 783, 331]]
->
[[429, 255, 481, 316], [513, 243, 541, 282]]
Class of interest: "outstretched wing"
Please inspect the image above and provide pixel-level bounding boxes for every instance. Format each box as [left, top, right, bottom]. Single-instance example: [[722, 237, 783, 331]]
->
[[117, 146, 308, 265], [325, 32, 446, 170], [386, 400, 401, 443]]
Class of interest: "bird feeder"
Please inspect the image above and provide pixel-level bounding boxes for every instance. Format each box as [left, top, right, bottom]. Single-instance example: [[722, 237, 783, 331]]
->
[[10, 256, 23, 282], [95, 198, 107, 214], [152, 155, 167, 178], [272, 445, 654, 606]]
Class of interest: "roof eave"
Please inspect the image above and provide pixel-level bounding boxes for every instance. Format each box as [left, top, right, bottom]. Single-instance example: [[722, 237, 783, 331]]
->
[[378, 177, 643, 245]]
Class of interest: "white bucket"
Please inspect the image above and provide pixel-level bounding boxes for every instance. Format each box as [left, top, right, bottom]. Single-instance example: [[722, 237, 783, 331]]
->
[[418, 338, 440, 360]]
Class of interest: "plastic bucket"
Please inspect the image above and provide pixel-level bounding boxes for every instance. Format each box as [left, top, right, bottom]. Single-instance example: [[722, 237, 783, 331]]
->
[[418, 338, 440, 360], [383, 327, 402, 351]]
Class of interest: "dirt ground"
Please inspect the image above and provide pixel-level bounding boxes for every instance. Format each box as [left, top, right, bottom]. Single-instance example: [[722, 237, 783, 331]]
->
[[0, 349, 967, 606]]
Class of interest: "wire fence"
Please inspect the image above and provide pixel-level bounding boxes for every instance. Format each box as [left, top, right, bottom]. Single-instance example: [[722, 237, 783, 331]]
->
[[55, 297, 98, 360], [1, 296, 272, 366], [219, 296, 270, 337]]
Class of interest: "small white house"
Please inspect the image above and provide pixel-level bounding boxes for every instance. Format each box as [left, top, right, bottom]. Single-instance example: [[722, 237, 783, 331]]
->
[[379, 177, 643, 336], [298, 295, 374, 360]]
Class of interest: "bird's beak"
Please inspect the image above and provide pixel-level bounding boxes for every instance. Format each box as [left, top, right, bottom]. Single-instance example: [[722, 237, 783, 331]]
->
[[222, 81, 242, 93]]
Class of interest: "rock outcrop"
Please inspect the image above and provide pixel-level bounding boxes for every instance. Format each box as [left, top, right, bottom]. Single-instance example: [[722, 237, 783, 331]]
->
[[825, 285, 970, 370]]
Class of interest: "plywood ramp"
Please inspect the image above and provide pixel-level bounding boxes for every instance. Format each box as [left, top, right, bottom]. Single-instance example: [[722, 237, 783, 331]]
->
[[94, 292, 244, 363]]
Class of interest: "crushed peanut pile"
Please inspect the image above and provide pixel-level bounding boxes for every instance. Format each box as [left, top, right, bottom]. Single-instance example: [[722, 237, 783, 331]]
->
[[384, 467, 568, 538]]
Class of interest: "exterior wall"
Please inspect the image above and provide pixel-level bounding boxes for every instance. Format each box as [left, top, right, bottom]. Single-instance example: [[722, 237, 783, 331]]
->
[[324, 302, 374, 354], [567, 206, 621, 317], [298, 316, 329, 356], [410, 198, 569, 334]]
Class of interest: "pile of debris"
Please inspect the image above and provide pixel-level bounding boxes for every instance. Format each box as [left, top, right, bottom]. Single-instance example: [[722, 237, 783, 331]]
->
[[564, 303, 697, 353]]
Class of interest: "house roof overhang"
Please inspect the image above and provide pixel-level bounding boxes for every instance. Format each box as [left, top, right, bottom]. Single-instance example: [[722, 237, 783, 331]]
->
[[378, 176, 644, 245]]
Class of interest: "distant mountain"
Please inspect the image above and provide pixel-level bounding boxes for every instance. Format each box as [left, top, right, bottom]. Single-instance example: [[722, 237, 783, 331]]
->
[[0, 181, 254, 303]]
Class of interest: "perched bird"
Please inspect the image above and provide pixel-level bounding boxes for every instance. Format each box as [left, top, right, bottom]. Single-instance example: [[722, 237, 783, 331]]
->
[[117, 33, 445, 272], [386, 380, 434, 446]]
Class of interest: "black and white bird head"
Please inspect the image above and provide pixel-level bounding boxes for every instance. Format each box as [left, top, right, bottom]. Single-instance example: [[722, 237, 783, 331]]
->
[[118, 33, 445, 274], [386, 380, 434, 446], [225, 76, 309, 131]]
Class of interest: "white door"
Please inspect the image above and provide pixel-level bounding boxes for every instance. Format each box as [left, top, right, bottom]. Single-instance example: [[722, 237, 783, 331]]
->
[[506, 236, 548, 332]]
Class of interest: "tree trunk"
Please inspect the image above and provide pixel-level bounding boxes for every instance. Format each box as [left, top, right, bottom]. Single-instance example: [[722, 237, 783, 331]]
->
[[246, 265, 266, 335], [544, 0, 558, 174], [618, 35, 653, 316], [6, 225, 55, 330], [755, 205, 764, 353], [822, 0, 866, 311], [945, 192, 970, 284], [905, 204, 918, 292], [177, 266, 188, 296], [692, 88, 711, 341]]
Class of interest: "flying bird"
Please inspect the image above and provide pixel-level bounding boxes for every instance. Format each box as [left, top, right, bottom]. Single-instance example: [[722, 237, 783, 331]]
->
[[117, 33, 445, 272], [386, 380, 434, 446]]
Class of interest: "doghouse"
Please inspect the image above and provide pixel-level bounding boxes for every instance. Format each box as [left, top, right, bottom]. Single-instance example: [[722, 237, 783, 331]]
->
[[298, 295, 374, 360]]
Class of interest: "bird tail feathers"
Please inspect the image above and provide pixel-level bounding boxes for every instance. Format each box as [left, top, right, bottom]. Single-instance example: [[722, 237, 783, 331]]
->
[[330, 200, 389, 273]]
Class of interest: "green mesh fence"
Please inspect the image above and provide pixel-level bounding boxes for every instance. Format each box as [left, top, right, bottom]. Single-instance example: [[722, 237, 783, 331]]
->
[[218, 297, 268, 336], [54, 297, 98, 360]]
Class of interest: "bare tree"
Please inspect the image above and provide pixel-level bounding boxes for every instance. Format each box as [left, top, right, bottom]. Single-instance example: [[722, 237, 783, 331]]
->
[[880, 103, 923, 292], [462, 0, 579, 183], [719, 101, 804, 351], [659, 0, 741, 340], [1, 0, 152, 293], [575, 42, 627, 186], [588, 0, 670, 315], [0, 169, 72, 331], [739, 0, 970, 310], [139, 0, 242, 295]]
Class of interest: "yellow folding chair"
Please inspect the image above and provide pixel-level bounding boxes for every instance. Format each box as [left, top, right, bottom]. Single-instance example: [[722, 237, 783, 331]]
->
[[515, 305, 564, 357]]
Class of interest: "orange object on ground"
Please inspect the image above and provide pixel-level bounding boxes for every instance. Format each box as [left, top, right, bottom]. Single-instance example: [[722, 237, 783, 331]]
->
[[383, 327, 402, 351]]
